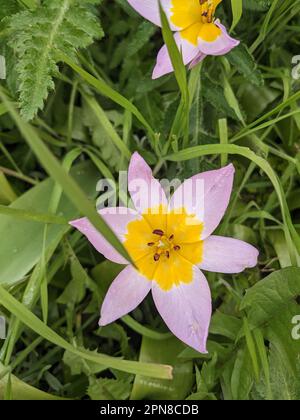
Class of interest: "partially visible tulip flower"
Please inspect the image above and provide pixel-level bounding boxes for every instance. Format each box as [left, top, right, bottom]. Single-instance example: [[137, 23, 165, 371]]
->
[[70, 153, 258, 353], [126, 0, 239, 79]]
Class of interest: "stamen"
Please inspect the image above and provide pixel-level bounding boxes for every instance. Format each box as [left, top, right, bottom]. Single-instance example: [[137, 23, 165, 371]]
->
[[207, 9, 213, 23], [153, 229, 164, 236], [166, 251, 170, 259], [169, 234, 174, 240], [199, 0, 214, 23], [174, 245, 181, 251], [147, 242, 155, 247], [154, 253, 160, 261]]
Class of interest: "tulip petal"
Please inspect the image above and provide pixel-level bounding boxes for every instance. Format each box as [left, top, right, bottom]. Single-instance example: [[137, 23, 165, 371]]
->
[[128, 152, 168, 212], [152, 266, 212, 353], [198, 20, 239, 56], [169, 164, 235, 239], [189, 51, 206, 69], [127, 0, 178, 30], [70, 207, 139, 264], [199, 235, 259, 273], [99, 265, 151, 325], [152, 32, 199, 79]]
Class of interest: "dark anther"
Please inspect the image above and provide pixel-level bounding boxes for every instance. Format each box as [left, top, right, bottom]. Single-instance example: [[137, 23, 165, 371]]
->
[[154, 253, 160, 261], [173, 245, 181, 251], [147, 242, 155, 246], [166, 251, 170, 259], [153, 229, 164, 236], [169, 234, 174, 240]]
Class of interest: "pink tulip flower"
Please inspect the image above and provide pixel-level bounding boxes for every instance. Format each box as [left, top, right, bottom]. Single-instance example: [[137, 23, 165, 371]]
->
[[70, 153, 258, 353], [127, 0, 240, 79]]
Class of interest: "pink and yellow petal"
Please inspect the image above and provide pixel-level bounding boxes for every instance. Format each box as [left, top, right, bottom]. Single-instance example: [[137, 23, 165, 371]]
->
[[127, 0, 179, 30], [124, 214, 156, 262], [152, 31, 199, 79], [188, 51, 206, 69], [197, 20, 239, 56], [128, 152, 168, 213], [166, 208, 203, 244], [154, 252, 195, 290], [69, 207, 138, 265], [169, 164, 235, 239], [152, 266, 212, 353], [177, 242, 204, 266], [170, 0, 203, 30], [199, 235, 259, 273], [142, 204, 168, 234], [99, 265, 151, 325], [134, 250, 194, 291]]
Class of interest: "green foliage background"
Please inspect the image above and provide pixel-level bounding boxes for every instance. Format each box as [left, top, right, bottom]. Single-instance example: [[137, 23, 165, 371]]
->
[[0, 0, 300, 400]]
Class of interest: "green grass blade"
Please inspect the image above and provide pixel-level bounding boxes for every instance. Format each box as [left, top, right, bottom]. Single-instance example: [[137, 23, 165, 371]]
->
[[83, 94, 131, 160], [0, 89, 133, 265], [243, 318, 260, 382], [60, 53, 155, 139], [218, 118, 228, 166], [0, 284, 173, 380], [230, 0, 243, 32], [159, 2, 187, 101], [0, 205, 67, 224]]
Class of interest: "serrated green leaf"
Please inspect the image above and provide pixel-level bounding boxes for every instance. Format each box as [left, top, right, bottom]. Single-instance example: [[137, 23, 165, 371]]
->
[[7, 0, 103, 120], [240, 267, 300, 328], [88, 376, 132, 400], [226, 43, 263, 86]]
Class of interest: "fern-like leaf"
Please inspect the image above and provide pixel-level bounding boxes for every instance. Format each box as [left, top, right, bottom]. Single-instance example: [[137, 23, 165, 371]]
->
[[0, 0, 20, 22], [7, 0, 103, 120]]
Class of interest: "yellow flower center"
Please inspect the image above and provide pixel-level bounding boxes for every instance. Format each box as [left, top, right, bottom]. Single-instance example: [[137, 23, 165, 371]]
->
[[124, 206, 204, 291], [170, 0, 222, 45]]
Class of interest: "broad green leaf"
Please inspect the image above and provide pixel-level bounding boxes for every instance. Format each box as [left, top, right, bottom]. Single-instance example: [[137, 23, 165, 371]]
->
[[253, 345, 300, 401], [179, 341, 232, 362], [210, 311, 242, 341], [226, 44, 263, 86], [266, 301, 300, 374], [230, 0, 243, 31], [240, 267, 300, 328], [238, 83, 280, 121], [131, 336, 193, 400], [0, 362, 63, 400], [202, 75, 238, 120], [268, 230, 292, 268], [0, 161, 97, 286], [241, 267, 300, 373]]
